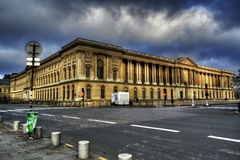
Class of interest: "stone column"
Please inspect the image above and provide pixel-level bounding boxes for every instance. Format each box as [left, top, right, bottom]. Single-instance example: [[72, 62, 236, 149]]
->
[[159, 65, 163, 85], [138, 62, 142, 83], [144, 63, 149, 84], [152, 64, 157, 85], [165, 66, 169, 85], [106, 56, 109, 80], [177, 68, 181, 85], [95, 57, 98, 80], [128, 60, 133, 83], [171, 67, 175, 85], [180, 68, 184, 85]]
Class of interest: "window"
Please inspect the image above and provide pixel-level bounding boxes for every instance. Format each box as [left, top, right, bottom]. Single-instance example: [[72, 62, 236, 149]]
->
[[67, 85, 70, 99], [68, 67, 71, 79], [113, 69, 117, 81], [150, 88, 154, 99], [100, 85, 105, 99], [180, 91, 183, 99], [73, 65, 76, 78], [142, 88, 146, 99], [134, 87, 138, 99], [86, 65, 91, 79], [86, 85, 91, 99], [158, 88, 161, 99], [72, 85, 75, 100], [56, 88, 58, 100], [64, 68, 66, 80], [63, 87, 65, 100], [114, 86, 118, 93], [97, 59, 104, 79]]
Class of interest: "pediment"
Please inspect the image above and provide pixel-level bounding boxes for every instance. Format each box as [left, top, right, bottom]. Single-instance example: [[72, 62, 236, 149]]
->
[[177, 57, 198, 67]]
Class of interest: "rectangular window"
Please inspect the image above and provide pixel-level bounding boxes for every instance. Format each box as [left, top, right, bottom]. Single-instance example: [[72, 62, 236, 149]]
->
[[150, 89, 154, 99], [86, 66, 90, 79], [87, 87, 91, 99], [142, 88, 146, 99], [158, 89, 161, 99], [134, 88, 138, 99], [113, 69, 117, 81], [180, 91, 183, 99], [101, 86, 105, 99]]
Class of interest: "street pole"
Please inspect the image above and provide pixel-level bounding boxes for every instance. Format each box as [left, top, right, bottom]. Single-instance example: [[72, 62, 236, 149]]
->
[[30, 44, 36, 110]]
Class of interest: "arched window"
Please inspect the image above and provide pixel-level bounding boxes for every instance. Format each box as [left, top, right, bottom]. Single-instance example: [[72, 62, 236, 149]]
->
[[57, 71, 60, 81], [150, 88, 154, 99], [100, 85, 105, 99], [63, 86, 65, 100], [53, 88, 55, 99], [54, 73, 56, 82], [113, 69, 117, 81], [142, 88, 146, 99], [64, 68, 66, 80], [86, 65, 91, 79], [72, 85, 75, 100], [73, 65, 76, 78], [68, 67, 71, 79], [134, 87, 138, 99], [50, 89, 52, 100], [67, 85, 70, 99], [86, 84, 91, 99], [56, 88, 58, 100], [158, 88, 161, 99], [97, 59, 104, 79], [114, 86, 118, 93]]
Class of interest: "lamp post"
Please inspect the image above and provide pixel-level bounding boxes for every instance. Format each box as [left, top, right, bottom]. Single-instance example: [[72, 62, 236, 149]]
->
[[25, 41, 42, 109]]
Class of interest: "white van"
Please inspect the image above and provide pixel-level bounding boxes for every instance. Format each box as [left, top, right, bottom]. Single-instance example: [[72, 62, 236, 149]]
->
[[111, 92, 129, 105]]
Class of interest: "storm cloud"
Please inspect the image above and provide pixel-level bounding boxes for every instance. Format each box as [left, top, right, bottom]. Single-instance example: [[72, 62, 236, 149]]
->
[[0, 0, 239, 78]]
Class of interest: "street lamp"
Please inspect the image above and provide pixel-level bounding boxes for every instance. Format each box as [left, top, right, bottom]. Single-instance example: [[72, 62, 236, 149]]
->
[[25, 41, 42, 109]]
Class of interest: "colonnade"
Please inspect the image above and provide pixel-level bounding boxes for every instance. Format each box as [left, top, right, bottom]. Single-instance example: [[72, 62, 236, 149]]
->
[[124, 60, 231, 89]]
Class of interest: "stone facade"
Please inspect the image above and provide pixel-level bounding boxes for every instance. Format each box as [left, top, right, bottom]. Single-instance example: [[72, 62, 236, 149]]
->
[[10, 38, 235, 104], [0, 75, 10, 103]]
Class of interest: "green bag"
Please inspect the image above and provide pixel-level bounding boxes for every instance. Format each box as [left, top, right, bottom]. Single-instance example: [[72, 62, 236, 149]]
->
[[26, 111, 38, 134]]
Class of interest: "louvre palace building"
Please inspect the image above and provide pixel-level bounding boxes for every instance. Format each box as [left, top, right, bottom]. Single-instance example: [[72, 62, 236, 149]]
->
[[10, 38, 235, 106]]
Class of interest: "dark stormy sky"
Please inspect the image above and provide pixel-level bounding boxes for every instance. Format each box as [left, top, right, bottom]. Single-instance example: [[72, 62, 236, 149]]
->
[[0, 0, 240, 78]]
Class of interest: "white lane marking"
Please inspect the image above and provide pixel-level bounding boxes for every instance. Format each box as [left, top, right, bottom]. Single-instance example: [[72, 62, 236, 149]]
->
[[10, 113, 20, 116], [88, 119, 117, 124], [62, 115, 80, 120], [5, 107, 76, 112], [41, 113, 55, 117], [0, 110, 8, 113], [208, 135, 240, 143], [130, 124, 180, 133]]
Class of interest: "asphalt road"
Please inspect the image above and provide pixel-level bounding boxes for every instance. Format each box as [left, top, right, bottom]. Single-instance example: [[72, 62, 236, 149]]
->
[[0, 104, 240, 160]]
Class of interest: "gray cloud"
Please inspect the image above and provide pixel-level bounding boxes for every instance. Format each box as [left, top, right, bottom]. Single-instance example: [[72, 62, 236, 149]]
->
[[0, 0, 239, 75]]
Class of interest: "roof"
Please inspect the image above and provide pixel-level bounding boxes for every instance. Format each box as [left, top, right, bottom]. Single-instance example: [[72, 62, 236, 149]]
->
[[11, 37, 235, 78], [0, 79, 10, 85]]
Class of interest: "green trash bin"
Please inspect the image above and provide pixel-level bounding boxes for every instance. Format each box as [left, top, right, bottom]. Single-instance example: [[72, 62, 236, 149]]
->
[[26, 111, 38, 134]]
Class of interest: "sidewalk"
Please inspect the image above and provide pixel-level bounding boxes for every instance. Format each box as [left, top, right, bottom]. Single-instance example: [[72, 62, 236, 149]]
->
[[0, 121, 109, 160]]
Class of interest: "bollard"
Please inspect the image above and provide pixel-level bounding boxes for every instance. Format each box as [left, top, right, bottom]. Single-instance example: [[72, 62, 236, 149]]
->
[[51, 132, 61, 146], [206, 99, 209, 106], [13, 121, 20, 131], [22, 124, 27, 134], [35, 127, 42, 139], [118, 153, 132, 160], [192, 98, 195, 107], [0, 116, 2, 123], [78, 140, 90, 159]]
